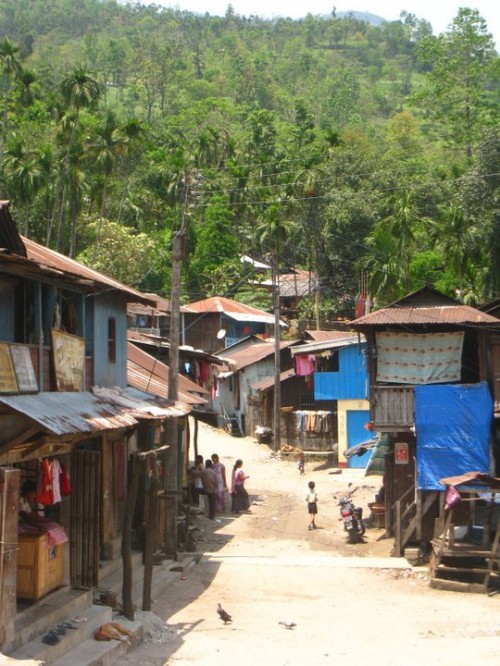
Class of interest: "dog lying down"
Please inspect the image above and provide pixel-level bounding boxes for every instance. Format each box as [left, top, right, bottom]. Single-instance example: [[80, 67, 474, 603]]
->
[[94, 622, 137, 643]]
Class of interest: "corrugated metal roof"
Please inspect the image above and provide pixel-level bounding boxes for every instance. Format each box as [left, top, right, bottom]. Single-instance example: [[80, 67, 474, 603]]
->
[[183, 296, 271, 318], [0, 391, 140, 436], [290, 334, 365, 356], [22, 237, 155, 305], [0, 386, 190, 440], [128, 294, 170, 316], [351, 305, 500, 327], [127, 332, 223, 367], [127, 341, 208, 404], [217, 339, 297, 373], [251, 368, 296, 391], [304, 330, 353, 342]]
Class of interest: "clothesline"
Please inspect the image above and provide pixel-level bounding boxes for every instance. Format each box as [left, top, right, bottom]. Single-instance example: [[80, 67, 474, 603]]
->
[[295, 410, 332, 434]]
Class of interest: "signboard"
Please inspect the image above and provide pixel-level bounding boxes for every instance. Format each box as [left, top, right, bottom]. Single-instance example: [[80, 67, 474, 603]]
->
[[10, 344, 39, 393], [395, 441, 409, 465], [0, 343, 18, 394], [51, 329, 85, 392]]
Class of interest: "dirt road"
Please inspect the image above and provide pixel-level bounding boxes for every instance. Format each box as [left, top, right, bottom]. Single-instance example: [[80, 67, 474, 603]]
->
[[120, 421, 500, 666]]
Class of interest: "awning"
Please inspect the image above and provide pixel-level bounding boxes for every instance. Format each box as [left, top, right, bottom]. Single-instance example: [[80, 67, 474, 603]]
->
[[0, 386, 189, 440]]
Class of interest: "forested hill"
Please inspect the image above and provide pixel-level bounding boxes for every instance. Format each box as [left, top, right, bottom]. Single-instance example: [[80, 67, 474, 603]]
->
[[0, 0, 498, 319]]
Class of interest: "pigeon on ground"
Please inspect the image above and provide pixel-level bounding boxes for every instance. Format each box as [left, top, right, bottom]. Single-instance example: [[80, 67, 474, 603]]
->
[[217, 603, 233, 624], [279, 620, 297, 630]]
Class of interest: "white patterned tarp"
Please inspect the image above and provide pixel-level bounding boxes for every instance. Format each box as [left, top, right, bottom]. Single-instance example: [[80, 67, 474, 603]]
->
[[375, 331, 464, 384]]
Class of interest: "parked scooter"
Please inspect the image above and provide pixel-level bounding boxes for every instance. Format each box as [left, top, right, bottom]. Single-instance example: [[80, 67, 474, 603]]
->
[[338, 482, 366, 543]]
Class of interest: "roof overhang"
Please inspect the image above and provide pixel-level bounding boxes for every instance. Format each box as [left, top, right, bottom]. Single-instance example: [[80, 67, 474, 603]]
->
[[0, 387, 189, 453]]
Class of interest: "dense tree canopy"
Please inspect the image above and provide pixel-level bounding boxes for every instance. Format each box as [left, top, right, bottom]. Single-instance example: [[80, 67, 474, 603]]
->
[[0, 1, 498, 318]]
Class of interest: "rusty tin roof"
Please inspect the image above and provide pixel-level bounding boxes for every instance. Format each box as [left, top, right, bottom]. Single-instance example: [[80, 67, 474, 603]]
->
[[22, 237, 155, 305], [351, 304, 500, 327]]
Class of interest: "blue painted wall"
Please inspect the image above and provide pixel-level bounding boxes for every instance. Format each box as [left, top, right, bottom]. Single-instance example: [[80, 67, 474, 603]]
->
[[314, 343, 368, 400], [347, 410, 372, 468], [92, 293, 128, 387]]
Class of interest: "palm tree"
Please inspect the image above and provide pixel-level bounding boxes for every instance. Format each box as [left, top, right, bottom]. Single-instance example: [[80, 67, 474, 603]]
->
[[17, 67, 38, 109], [433, 202, 483, 300], [3, 136, 44, 237], [116, 118, 145, 224], [56, 65, 102, 250], [88, 110, 126, 259], [0, 37, 23, 160]]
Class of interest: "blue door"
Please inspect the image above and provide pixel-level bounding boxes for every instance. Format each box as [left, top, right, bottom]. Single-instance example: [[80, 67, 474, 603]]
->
[[347, 410, 372, 468]]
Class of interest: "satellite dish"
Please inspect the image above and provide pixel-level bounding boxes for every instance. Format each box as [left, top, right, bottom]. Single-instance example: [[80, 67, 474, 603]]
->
[[217, 329, 227, 340]]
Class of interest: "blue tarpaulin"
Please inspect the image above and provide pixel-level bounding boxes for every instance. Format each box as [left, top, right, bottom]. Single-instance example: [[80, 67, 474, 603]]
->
[[414, 382, 493, 490]]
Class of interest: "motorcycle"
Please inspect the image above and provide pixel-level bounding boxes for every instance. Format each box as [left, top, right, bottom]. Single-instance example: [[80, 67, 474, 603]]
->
[[338, 482, 366, 543]]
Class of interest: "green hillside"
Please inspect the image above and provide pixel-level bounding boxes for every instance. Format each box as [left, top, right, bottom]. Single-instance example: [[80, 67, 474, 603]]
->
[[0, 0, 498, 316]]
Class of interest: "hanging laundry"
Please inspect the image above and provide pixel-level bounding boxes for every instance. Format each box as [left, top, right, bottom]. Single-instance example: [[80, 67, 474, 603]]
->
[[36, 459, 54, 506], [199, 361, 210, 386], [295, 354, 315, 376], [51, 458, 62, 504], [60, 463, 71, 496]]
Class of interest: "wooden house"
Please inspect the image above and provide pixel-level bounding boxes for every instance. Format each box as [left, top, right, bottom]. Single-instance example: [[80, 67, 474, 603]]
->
[[213, 336, 297, 437], [289, 332, 369, 459], [0, 201, 190, 654], [351, 287, 499, 556], [181, 296, 284, 352]]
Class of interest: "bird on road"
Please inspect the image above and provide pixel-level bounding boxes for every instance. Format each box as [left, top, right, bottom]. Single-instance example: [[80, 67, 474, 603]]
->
[[279, 620, 297, 630], [217, 603, 232, 624]]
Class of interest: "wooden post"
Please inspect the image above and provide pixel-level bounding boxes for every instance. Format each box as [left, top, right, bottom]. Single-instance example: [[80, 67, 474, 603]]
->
[[142, 456, 158, 612], [121, 453, 142, 621], [165, 171, 190, 559], [0, 467, 20, 650], [272, 252, 281, 452]]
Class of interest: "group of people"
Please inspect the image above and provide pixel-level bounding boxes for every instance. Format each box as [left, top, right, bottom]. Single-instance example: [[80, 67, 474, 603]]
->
[[187, 454, 250, 519]]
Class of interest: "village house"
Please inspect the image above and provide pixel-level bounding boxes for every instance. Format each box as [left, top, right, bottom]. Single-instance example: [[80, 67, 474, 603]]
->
[[289, 331, 369, 463], [126, 328, 224, 412], [181, 295, 283, 353], [350, 287, 500, 571], [213, 335, 298, 438], [127, 293, 171, 337], [0, 201, 191, 659]]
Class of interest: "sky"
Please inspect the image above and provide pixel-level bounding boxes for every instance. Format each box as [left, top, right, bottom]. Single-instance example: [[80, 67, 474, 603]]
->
[[148, 1, 499, 46]]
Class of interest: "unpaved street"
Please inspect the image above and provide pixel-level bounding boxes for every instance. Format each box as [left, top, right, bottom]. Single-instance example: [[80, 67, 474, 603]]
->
[[120, 421, 500, 666]]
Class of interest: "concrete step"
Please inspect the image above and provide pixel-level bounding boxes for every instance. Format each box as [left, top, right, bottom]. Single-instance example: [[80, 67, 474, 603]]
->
[[50, 617, 143, 666], [49, 554, 196, 666], [8, 554, 198, 666], [9, 587, 93, 654], [7, 604, 113, 665]]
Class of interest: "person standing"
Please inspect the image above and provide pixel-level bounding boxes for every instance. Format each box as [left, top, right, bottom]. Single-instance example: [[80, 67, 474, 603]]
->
[[193, 459, 218, 520], [231, 459, 250, 514], [211, 453, 228, 513], [188, 455, 205, 506], [306, 480, 318, 530]]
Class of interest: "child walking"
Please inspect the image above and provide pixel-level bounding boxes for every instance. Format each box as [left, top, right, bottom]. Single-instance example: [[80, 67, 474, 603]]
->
[[306, 480, 318, 530], [297, 450, 305, 475]]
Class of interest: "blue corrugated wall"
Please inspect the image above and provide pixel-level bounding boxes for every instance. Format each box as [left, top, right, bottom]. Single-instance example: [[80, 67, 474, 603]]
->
[[314, 344, 368, 401], [92, 293, 127, 387]]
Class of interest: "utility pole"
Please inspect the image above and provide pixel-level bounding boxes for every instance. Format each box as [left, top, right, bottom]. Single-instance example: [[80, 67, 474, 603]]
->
[[164, 171, 189, 558], [272, 252, 281, 452]]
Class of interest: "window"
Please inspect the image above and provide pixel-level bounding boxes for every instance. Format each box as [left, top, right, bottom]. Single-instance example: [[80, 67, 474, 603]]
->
[[108, 317, 116, 362]]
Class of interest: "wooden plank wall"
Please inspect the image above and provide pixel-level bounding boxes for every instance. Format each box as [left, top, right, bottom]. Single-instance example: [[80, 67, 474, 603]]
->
[[70, 450, 100, 589], [0, 467, 20, 648]]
